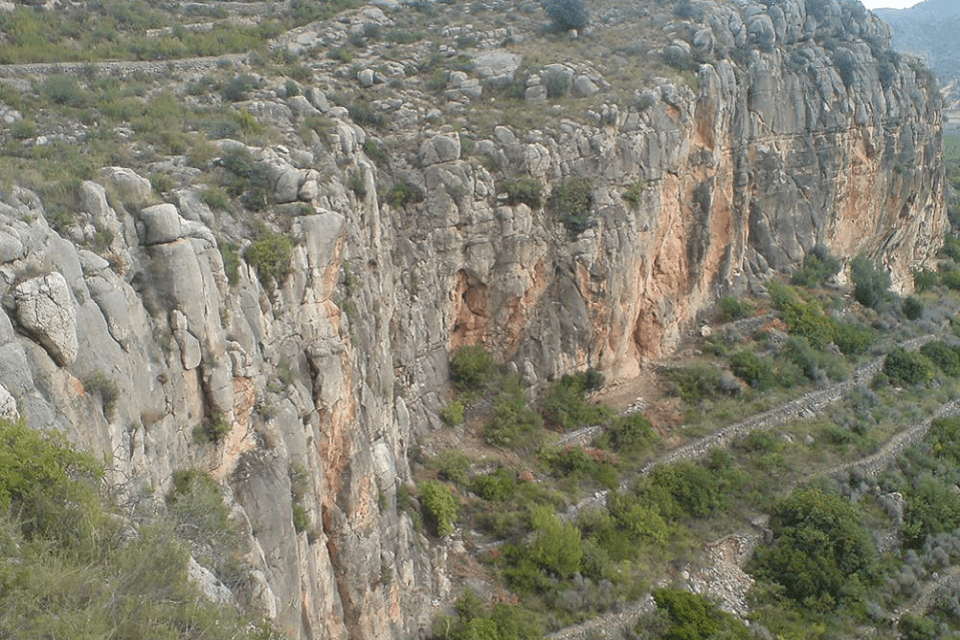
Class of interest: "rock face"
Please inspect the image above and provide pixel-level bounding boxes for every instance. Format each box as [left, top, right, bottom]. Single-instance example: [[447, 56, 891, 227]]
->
[[0, 0, 946, 639]]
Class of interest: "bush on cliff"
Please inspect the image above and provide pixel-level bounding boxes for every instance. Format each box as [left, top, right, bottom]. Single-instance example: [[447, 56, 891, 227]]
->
[[450, 345, 499, 392], [420, 480, 459, 537]]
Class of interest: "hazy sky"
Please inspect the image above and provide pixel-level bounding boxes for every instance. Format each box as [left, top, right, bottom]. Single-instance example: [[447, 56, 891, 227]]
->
[[860, 0, 918, 8]]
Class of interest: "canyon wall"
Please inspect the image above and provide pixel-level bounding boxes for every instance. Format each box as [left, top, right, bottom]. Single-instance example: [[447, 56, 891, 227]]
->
[[0, 0, 946, 638]]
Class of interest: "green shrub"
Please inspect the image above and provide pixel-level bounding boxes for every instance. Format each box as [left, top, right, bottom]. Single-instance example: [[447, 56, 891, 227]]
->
[[485, 377, 543, 450], [0, 420, 262, 640], [83, 371, 120, 419], [621, 180, 646, 209], [643, 460, 733, 520], [166, 469, 237, 556], [791, 244, 841, 287], [0, 418, 103, 546], [440, 400, 465, 426], [502, 177, 542, 208], [902, 474, 960, 548], [434, 450, 471, 487], [942, 269, 960, 291], [650, 588, 750, 640], [884, 347, 934, 386], [201, 186, 231, 212], [750, 486, 877, 609], [420, 480, 459, 537], [718, 296, 752, 322], [604, 413, 657, 456], [543, 71, 570, 99], [899, 614, 940, 640], [941, 234, 960, 262], [384, 181, 425, 209], [219, 241, 241, 286], [361, 138, 389, 165], [245, 230, 293, 290], [664, 365, 726, 404], [831, 320, 873, 355], [540, 372, 611, 430], [193, 412, 232, 444], [549, 177, 593, 235], [347, 170, 366, 198], [292, 503, 311, 533], [219, 146, 271, 210], [730, 350, 775, 390], [450, 345, 499, 392], [919, 341, 960, 376], [545, 0, 589, 32], [41, 74, 87, 106], [913, 268, 938, 292], [850, 253, 891, 310], [470, 467, 518, 503], [220, 73, 257, 102]]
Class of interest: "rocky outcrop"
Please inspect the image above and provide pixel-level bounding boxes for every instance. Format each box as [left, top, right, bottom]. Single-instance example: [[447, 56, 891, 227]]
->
[[0, 0, 947, 639]]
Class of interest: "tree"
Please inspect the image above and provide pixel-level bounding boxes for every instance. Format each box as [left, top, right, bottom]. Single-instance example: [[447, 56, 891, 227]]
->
[[750, 486, 877, 609], [545, 0, 589, 32], [650, 588, 749, 640]]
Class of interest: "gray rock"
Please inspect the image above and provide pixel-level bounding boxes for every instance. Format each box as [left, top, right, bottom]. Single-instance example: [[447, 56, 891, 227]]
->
[[0, 383, 17, 422], [99, 167, 153, 206], [139, 203, 183, 245], [0, 230, 24, 263], [287, 95, 319, 117], [525, 85, 547, 104], [470, 50, 522, 81], [572, 75, 599, 97], [188, 556, 236, 606], [358, 68, 375, 88], [14, 273, 78, 367], [305, 87, 329, 113], [419, 133, 461, 166]]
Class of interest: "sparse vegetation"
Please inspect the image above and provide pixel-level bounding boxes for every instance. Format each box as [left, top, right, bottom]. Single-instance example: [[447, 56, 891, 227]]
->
[[245, 229, 293, 290]]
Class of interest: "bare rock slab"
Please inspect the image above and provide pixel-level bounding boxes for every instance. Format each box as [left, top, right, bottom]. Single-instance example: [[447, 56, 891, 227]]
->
[[14, 272, 78, 367]]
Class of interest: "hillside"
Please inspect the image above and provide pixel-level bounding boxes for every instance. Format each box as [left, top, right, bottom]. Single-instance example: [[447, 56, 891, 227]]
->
[[874, 0, 960, 128], [0, 0, 951, 638]]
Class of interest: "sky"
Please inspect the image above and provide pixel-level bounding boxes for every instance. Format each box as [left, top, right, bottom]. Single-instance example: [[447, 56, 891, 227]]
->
[[860, 0, 919, 8]]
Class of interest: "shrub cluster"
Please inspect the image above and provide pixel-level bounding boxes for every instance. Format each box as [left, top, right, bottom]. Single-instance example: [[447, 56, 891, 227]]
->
[[544, 0, 589, 32], [750, 485, 878, 609], [245, 229, 293, 290], [450, 345, 499, 392], [548, 177, 594, 235], [850, 253, 892, 310], [419, 480, 459, 537], [791, 244, 841, 287], [502, 176, 543, 208]]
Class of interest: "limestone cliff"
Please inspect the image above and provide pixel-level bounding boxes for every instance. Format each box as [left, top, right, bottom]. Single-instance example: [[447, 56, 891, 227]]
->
[[0, 0, 946, 638]]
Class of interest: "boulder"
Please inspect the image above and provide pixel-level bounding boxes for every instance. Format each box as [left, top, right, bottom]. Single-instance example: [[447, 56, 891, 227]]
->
[[470, 50, 522, 81], [139, 203, 183, 245], [14, 273, 78, 367], [99, 167, 153, 206], [419, 133, 461, 166], [572, 75, 600, 97]]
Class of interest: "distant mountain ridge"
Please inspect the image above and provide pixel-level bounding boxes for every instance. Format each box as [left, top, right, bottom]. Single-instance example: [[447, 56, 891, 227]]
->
[[873, 0, 960, 127]]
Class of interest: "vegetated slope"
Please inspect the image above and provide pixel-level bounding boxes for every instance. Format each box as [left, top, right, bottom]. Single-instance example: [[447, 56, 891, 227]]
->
[[0, 0, 949, 638]]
